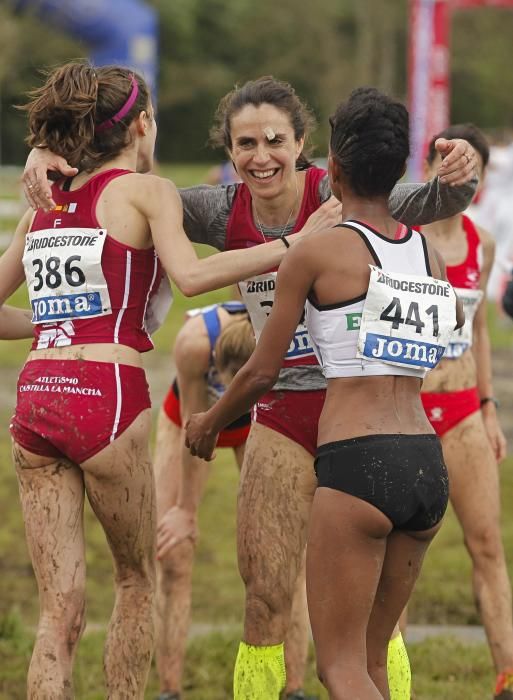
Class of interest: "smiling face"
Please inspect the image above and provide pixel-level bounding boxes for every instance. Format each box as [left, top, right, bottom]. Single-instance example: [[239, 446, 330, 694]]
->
[[228, 103, 304, 201]]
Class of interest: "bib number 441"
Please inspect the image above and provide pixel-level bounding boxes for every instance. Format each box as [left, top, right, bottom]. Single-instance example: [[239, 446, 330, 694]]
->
[[380, 297, 439, 337]]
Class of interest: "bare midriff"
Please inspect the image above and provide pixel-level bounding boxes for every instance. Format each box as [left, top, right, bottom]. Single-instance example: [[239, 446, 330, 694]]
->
[[317, 374, 433, 446], [27, 343, 143, 368]]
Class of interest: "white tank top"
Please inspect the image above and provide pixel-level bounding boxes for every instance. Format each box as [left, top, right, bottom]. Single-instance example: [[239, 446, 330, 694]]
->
[[304, 221, 457, 380]]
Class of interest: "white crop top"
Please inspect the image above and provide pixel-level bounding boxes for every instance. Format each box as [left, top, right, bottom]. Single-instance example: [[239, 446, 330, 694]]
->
[[304, 221, 457, 380]]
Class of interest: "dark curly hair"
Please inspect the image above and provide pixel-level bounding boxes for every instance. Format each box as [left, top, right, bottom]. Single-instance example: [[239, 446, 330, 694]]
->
[[209, 76, 316, 170], [329, 87, 410, 197], [427, 123, 489, 169], [21, 60, 151, 173]]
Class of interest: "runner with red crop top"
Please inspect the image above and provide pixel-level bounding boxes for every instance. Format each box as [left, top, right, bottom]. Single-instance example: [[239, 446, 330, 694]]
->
[[420, 125, 513, 700], [2, 63, 321, 700], [22, 76, 479, 700]]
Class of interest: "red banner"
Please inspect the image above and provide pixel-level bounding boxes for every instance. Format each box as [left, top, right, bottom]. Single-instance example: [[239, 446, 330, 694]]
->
[[452, 0, 513, 6], [408, 0, 450, 180], [408, 0, 513, 180]]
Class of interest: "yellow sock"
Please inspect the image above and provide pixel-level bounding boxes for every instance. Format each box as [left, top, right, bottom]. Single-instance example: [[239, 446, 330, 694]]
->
[[387, 632, 411, 700], [233, 641, 286, 700]]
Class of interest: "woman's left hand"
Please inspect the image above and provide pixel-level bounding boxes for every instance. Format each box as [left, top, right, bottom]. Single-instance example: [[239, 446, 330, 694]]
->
[[185, 413, 218, 461], [436, 138, 478, 186]]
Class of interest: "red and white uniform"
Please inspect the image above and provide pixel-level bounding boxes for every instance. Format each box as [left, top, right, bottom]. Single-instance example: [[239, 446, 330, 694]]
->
[[422, 214, 483, 436], [24, 169, 168, 353], [226, 168, 326, 455], [446, 214, 483, 289], [226, 166, 325, 370], [11, 169, 167, 463]]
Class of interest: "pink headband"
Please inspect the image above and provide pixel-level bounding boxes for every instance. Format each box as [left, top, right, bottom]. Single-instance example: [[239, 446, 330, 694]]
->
[[95, 75, 139, 133]]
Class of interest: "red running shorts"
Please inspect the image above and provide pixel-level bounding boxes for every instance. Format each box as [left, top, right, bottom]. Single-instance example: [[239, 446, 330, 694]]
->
[[10, 358, 151, 463], [421, 387, 480, 437], [162, 380, 250, 449], [253, 389, 326, 457]]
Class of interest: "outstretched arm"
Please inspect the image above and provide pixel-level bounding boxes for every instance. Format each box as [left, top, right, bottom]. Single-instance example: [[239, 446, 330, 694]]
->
[[390, 138, 478, 226], [185, 241, 316, 460], [139, 177, 308, 295]]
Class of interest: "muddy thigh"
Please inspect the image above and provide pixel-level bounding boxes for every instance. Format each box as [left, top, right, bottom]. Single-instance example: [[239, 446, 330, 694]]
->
[[237, 422, 317, 646], [81, 408, 156, 700], [13, 444, 86, 699]]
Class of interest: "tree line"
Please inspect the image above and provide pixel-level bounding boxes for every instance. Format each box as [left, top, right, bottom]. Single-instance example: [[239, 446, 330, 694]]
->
[[1, 0, 513, 165]]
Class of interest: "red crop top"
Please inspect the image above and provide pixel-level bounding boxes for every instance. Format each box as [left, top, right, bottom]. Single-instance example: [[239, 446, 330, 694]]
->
[[24, 169, 168, 352]]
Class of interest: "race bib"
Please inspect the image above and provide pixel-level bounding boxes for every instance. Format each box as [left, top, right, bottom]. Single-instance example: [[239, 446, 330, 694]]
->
[[443, 287, 483, 359], [238, 272, 315, 361], [357, 266, 457, 370], [23, 227, 111, 324]]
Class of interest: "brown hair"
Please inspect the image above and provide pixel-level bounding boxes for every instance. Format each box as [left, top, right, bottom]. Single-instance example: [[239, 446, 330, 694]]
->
[[209, 76, 316, 170], [215, 316, 255, 375], [21, 61, 151, 172]]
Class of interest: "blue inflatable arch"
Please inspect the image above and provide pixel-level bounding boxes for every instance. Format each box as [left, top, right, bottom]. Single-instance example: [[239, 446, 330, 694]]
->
[[10, 0, 158, 96]]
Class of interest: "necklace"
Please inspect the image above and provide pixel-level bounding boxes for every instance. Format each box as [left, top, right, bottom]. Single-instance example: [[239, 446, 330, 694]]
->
[[253, 177, 300, 243]]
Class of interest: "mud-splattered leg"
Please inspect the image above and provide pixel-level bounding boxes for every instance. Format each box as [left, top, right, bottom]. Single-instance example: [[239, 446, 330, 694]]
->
[[13, 443, 86, 700], [82, 408, 156, 700], [153, 410, 192, 695], [284, 554, 310, 694], [443, 412, 513, 673], [235, 423, 316, 698], [238, 423, 315, 644]]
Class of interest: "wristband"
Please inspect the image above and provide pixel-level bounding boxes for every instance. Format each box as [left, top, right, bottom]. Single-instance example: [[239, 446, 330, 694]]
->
[[480, 397, 499, 409], [280, 233, 290, 249]]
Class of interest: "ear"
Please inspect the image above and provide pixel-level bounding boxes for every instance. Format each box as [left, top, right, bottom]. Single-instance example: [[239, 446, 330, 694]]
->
[[134, 110, 148, 136], [227, 148, 237, 172]]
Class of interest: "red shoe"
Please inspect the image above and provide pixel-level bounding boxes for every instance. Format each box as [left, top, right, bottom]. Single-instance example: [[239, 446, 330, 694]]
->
[[495, 670, 513, 699]]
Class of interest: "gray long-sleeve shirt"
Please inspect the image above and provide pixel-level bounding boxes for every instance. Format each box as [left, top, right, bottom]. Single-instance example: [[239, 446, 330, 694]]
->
[[179, 171, 477, 391]]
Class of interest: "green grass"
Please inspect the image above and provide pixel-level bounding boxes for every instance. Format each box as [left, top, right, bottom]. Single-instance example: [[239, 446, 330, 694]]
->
[[0, 624, 500, 699], [0, 619, 499, 699]]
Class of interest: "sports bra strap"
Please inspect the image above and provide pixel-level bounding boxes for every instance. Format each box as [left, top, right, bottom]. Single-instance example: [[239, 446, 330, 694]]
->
[[220, 301, 246, 314], [202, 306, 222, 353]]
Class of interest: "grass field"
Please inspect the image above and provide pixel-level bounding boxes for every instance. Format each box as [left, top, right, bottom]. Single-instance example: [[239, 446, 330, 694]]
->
[[1, 165, 513, 698]]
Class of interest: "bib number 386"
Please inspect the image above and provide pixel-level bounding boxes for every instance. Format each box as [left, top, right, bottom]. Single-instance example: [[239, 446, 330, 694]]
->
[[23, 227, 112, 323], [32, 255, 86, 291]]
